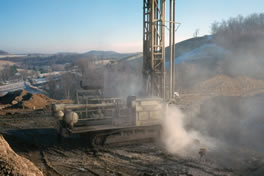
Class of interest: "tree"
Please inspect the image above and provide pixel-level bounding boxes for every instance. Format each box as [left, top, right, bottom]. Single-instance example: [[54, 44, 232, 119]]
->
[[10, 65, 17, 75], [193, 29, 200, 38], [62, 72, 73, 99], [211, 13, 264, 48], [47, 77, 57, 98], [0, 64, 17, 82]]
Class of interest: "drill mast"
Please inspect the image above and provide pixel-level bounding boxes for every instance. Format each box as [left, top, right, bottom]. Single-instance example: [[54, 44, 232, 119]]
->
[[143, 0, 176, 100]]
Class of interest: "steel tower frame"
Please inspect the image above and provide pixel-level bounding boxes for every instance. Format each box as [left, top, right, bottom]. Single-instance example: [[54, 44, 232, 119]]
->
[[143, 0, 166, 99], [143, 0, 175, 100]]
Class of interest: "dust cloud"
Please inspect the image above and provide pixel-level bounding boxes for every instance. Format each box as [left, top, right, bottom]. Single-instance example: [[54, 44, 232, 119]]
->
[[161, 104, 219, 158], [161, 98, 264, 175], [103, 56, 144, 98], [165, 14, 264, 160]]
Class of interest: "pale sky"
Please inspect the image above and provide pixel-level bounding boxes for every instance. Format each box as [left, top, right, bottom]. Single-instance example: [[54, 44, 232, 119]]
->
[[0, 0, 264, 54]]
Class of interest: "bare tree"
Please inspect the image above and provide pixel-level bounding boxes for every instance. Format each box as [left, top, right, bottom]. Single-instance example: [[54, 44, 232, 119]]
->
[[193, 29, 200, 38], [211, 13, 264, 48], [47, 77, 57, 98], [0, 64, 17, 82], [62, 72, 73, 99]]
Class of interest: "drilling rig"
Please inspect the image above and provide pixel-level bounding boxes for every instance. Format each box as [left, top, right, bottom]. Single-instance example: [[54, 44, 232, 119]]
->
[[52, 0, 176, 146]]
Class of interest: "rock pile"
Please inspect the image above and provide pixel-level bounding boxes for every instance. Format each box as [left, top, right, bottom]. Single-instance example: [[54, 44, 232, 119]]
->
[[194, 74, 264, 96], [0, 89, 72, 110], [0, 135, 44, 176]]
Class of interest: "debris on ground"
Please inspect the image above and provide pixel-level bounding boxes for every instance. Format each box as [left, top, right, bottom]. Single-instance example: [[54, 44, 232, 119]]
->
[[1, 75, 264, 176], [193, 74, 264, 96], [0, 135, 44, 176], [0, 89, 72, 111]]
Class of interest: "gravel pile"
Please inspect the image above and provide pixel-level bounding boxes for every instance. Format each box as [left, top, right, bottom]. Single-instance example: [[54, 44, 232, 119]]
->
[[0, 89, 72, 110], [193, 74, 264, 96]]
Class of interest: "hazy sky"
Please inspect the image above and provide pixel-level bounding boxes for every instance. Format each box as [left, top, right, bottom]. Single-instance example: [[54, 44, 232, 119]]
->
[[0, 0, 264, 54]]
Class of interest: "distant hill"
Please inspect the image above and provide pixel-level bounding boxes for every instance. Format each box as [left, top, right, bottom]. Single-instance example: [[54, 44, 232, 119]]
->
[[0, 50, 8, 55], [165, 35, 216, 61], [87, 50, 118, 55], [104, 32, 264, 91], [116, 35, 224, 68], [84, 50, 119, 57], [0, 50, 137, 66], [81, 50, 133, 60]]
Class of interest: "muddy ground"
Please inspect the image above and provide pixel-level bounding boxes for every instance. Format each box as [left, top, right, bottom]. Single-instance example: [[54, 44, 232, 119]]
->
[[0, 119, 233, 176], [0, 102, 263, 176]]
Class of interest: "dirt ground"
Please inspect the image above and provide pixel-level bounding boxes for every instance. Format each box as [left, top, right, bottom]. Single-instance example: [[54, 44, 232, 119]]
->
[[0, 114, 233, 176], [2, 75, 264, 176], [0, 100, 263, 176]]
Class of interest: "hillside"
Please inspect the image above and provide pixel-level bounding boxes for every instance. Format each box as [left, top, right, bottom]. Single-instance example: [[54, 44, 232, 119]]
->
[[114, 35, 223, 71], [83, 50, 130, 59], [0, 36, 217, 67], [0, 50, 8, 55], [166, 35, 213, 61], [110, 32, 264, 92], [0, 50, 137, 66], [116, 35, 223, 68]]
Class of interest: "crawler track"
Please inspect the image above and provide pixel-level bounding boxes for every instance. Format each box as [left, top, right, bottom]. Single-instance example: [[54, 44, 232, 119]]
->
[[88, 125, 160, 148]]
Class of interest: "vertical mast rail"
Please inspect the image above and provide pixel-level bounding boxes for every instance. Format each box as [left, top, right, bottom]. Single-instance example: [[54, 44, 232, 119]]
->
[[143, 0, 175, 100], [172, 0, 176, 95], [169, 0, 173, 99], [169, 0, 176, 99], [143, 0, 166, 99]]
